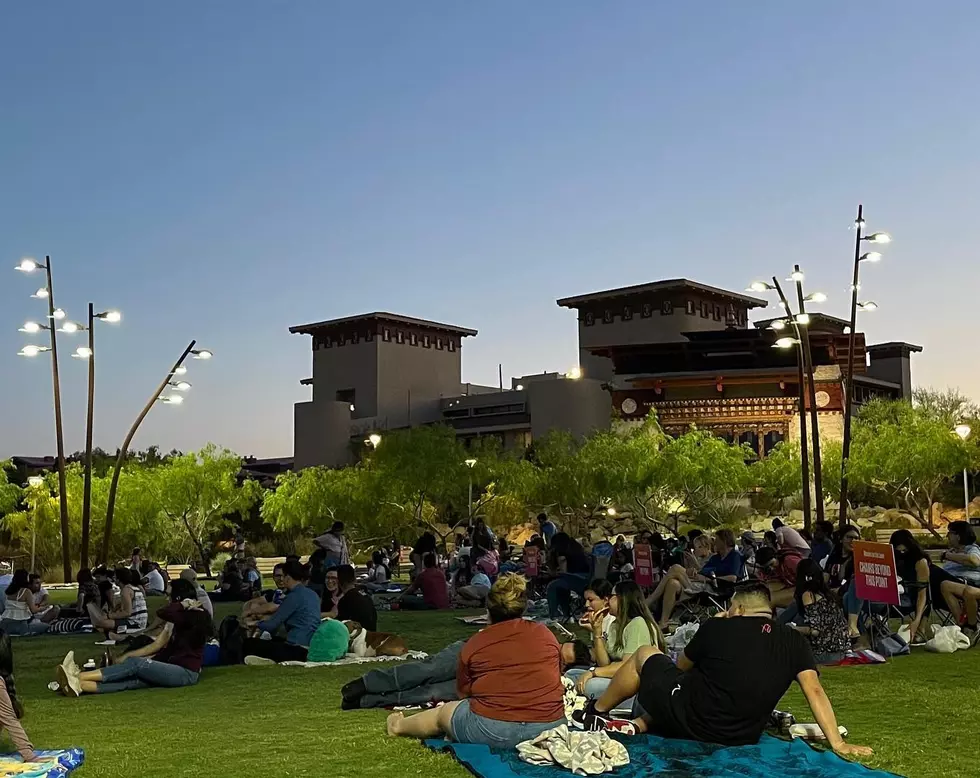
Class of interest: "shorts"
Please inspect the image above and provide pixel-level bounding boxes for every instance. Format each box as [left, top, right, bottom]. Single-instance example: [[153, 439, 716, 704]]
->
[[636, 654, 692, 739], [449, 699, 565, 750]]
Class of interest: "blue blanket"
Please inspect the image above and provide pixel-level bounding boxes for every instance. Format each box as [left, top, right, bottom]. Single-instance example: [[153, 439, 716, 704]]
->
[[0, 748, 84, 777], [426, 734, 899, 778]]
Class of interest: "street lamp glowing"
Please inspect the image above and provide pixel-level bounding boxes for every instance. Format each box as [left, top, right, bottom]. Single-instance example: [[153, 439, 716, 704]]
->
[[173, 365, 187, 375], [955, 424, 972, 441], [795, 313, 811, 325], [606, 507, 617, 516], [859, 252, 882, 263], [15, 258, 41, 272], [769, 320, 788, 331], [160, 395, 184, 405], [99, 310, 122, 323], [805, 292, 827, 303], [349, 403, 355, 412], [27, 476, 45, 487], [50, 308, 66, 321], [171, 381, 192, 391], [864, 232, 891, 244], [465, 458, 477, 468], [72, 347, 93, 359], [59, 321, 82, 333], [567, 366, 583, 380], [857, 301, 878, 311], [746, 281, 774, 293], [788, 270, 805, 283], [31, 287, 49, 299], [773, 337, 799, 349], [18, 344, 50, 357], [367, 433, 382, 448], [191, 349, 213, 360], [19, 321, 45, 333]]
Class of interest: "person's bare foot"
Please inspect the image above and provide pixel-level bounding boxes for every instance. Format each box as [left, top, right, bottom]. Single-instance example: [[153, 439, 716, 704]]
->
[[386, 712, 404, 736]]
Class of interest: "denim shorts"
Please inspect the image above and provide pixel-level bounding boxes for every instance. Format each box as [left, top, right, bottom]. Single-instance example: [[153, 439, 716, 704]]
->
[[450, 699, 565, 749]]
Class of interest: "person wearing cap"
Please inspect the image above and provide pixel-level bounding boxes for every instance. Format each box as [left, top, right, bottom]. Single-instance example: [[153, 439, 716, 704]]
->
[[179, 569, 213, 619]]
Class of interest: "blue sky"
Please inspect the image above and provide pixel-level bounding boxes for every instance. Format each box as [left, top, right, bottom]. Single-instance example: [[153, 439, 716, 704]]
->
[[2, 2, 978, 459]]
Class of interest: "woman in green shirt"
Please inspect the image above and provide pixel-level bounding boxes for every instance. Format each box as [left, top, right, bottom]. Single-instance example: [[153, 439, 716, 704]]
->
[[571, 581, 664, 703]]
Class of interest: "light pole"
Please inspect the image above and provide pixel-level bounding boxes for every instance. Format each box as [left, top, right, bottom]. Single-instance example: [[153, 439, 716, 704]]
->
[[465, 458, 477, 522], [955, 424, 972, 519], [25, 476, 45, 572], [839, 204, 890, 526], [101, 342, 213, 564], [66, 305, 122, 570], [15, 256, 72, 582]]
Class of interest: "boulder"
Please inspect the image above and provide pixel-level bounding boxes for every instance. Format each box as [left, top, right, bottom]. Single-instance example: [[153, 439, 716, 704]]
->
[[787, 510, 805, 527]]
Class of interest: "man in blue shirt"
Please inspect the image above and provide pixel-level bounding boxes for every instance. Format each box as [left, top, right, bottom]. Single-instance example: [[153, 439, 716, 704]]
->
[[242, 560, 323, 663], [809, 522, 834, 568], [538, 513, 558, 546]]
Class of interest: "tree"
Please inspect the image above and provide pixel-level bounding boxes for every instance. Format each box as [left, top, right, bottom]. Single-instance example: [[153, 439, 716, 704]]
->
[[146, 445, 261, 574], [753, 442, 804, 511], [0, 462, 21, 517], [848, 400, 973, 536], [912, 387, 980, 429]]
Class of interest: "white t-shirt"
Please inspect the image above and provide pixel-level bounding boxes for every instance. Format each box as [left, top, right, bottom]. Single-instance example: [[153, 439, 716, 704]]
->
[[33, 587, 49, 606], [145, 569, 165, 592]]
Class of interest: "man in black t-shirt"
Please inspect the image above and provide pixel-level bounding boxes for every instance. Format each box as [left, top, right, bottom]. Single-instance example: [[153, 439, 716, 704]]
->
[[335, 564, 378, 631], [577, 583, 872, 758]]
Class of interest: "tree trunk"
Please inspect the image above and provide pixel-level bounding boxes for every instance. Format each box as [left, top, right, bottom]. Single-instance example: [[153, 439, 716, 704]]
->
[[179, 512, 212, 577]]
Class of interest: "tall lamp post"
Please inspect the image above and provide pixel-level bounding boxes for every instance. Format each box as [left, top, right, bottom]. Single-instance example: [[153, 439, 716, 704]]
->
[[955, 424, 972, 519], [15, 256, 72, 582], [838, 205, 890, 526], [101, 341, 213, 564], [465, 458, 477, 522]]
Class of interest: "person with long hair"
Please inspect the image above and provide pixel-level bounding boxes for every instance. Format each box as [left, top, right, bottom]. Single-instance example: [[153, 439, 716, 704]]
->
[[790, 559, 849, 664], [939, 521, 980, 646], [560, 579, 615, 668], [108, 568, 149, 633], [386, 573, 565, 749], [569, 581, 665, 702], [0, 631, 35, 761], [0, 570, 49, 636], [55, 579, 212, 696], [890, 530, 958, 644], [546, 533, 591, 621]]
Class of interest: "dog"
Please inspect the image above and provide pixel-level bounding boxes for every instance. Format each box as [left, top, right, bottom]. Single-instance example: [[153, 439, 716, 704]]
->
[[342, 620, 408, 658]]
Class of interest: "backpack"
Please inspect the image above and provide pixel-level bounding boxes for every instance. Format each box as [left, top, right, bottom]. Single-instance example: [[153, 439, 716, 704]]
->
[[217, 615, 245, 665]]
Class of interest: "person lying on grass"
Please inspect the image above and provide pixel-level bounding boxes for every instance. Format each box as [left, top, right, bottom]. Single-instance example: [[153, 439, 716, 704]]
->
[[55, 579, 211, 697], [575, 582, 874, 759], [386, 572, 566, 750]]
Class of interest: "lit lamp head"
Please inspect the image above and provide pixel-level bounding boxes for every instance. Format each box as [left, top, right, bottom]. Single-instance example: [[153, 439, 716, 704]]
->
[[173, 366, 187, 375], [773, 337, 799, 349], [17, 344, 51, 357], [27, 476, 45, 488], [191, 349, 213, 360], [367, 433, 382, 448], [31, 287, 49, 299], [160, 395, 184, 405], [170, 380, 192, 391], [72, 346, 93, 359], [58, 320, 83, 334], [606, 507, 617, 516], [49, 308, 67, 321], [864, 232, 891, 244], [18, 321, 47, 333], [15, 257, 42, 273], [96, 310, 122, 323], [859, 251, 882, 263], [795, 313, 811, 325], [566, 366, 583, 380], [746, 281, 775, 293], [465, 458, 477, 468], [768, 319, 788, 331], [805, 292, 828, 303], [788, 270, 805, 283], [955, 424, 971, 441]]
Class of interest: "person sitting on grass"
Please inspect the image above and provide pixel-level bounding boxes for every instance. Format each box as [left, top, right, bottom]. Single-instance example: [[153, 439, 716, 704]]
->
[[560, 579, 615, 668], [546, 533, 592, 622], [140, 560, 166, 596], [213, 559, 249, 602], [28, 574, 60, 625], [386, 573, 566, 749], [575, 583, 873, 759], [361, 551, 391, 593], [939, 521, 980, 645], [177, 568, 213, 620], [646, 530, 742, 628], [398, 554, 450, 611], [568, 581, 664, 705], [321, 567, 340, 617], [786, 559, 850, 664], [0, 631, 35, 762], [242, 564, 284, 623], [242, 560, 321, 663], [0, 571, 50, 636], [108, 568, 149, 634], [453, 555, 492, 609], [335, 564, 378, 629], [753, 545, 803, 610], [55, 579, 212, 697]]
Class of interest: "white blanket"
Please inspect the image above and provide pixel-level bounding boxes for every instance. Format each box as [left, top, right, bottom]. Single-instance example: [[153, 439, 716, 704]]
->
[[279, 650, 428, 667], [517, 725, 629, 776]]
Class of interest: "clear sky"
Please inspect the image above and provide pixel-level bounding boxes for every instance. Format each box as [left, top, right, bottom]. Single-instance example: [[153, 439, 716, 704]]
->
[[2, 2, 978, 459]]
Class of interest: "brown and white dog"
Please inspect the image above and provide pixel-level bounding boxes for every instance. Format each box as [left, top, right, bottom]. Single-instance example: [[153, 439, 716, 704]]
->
[[342, 620, 408, 658]]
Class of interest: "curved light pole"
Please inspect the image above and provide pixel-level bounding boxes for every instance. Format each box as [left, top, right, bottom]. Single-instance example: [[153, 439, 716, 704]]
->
[[101, 341, 212, 564], [15, 256, 72, 582], [838, 205, 890, 526]]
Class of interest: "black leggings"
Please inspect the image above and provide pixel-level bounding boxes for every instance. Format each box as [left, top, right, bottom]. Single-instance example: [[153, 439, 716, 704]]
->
[[242, 637, 308, 663]]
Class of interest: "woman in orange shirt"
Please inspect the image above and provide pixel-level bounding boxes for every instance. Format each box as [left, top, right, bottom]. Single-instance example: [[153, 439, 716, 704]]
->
[[386, 573, 566, 749]]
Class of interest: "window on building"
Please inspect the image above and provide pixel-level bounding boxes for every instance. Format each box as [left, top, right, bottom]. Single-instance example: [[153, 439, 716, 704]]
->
[[641, 302, 653, 318], [713, 304, 722, 320], [763, 430, 785, 455], [396, 331, 404, 344], [661, 300, 673, 315], [436, 337, 443, 350], [603, 309, 614, 323], [738, 430, 759, 454], [423, 334, 431, 348], [448, 339, 456, 352], [410, 332, 418, 346], [686, 300, 696, 315], [382, 328, 391, 342], [622, 305, 633, 321], [700, 301, 710, 318]]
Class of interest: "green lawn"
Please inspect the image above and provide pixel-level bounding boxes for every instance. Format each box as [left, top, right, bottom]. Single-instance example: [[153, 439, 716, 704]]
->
[[9, 593, 978, 777]]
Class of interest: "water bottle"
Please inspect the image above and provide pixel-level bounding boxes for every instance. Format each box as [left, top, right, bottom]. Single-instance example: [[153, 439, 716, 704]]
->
[[83, 659, 97, 671]]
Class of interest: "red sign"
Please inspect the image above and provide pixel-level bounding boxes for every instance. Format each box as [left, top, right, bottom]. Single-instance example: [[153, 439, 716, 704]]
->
[[523, 546, 539, 577], [853, 541, 900, 607], [633, 543, 654, 588]]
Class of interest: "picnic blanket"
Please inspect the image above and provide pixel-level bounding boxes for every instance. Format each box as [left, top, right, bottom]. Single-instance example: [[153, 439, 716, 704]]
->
[[278, 650, 428, 667], [0, 748, 84, 777], [426, 734, 900, 778]]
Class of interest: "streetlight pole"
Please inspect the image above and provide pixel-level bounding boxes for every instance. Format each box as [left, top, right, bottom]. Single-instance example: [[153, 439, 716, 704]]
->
[[101, 340, 199, 564], [792, 266, 825, 527], [81, 303, 96, 570], [955, 424, 972, 519], [465, 458, 477, 524]]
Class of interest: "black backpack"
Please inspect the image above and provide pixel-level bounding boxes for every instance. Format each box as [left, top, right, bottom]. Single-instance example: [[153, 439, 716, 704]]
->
[[217, 615, 245, 665]]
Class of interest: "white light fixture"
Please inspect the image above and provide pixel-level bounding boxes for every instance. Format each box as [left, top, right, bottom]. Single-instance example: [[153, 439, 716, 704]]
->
[[18, 344, 50, 357], [516, 384, 525, 391], [857, 301, 878, 311], [795, 313, 811, 325], [59, 321, 82, 333], [27, 476, 45, 487], [860, 252, 882, 263], [72, 346, 93, 359], [98, 310, 122, 323], [769, 320, 788, 331], [18, 321, 45, 333], [31, 287, 49, 299], [773, 337, 798, 349], [50, 308, 66, 320], [805, 292, 827, 303], [955, 424, 972, 441], [368, 433, 382, 448], [171, 381, 192, 391], [788, 270, 805, 282], [746, 281, 774, 293], [566, 366, 583, 380], [865, 232, 891, 244], [160, 395, 184, 405], [191, 349, 213, 360], [465, 458, 477, 468], [15, 257, 41, 273], [173, 366, 187, 375], [349, 403, 355, 412], [606, 507, 617, 516]]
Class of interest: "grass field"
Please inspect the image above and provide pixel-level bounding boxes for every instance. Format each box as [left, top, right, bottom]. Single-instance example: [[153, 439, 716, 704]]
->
[[8, 591, 978, 777]]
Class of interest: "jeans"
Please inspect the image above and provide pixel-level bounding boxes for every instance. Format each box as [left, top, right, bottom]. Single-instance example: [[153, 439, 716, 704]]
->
[[0, 619, 49, 636], [450, 699, 565, 749], [842, 581, 885, 633], [96, 656, 199, 693], [776, 601, 799, 626], [359, 639, 465, 708], [547, 573, 590, 619], [242, 637, 309, 663], [564, 669, 637, 714]]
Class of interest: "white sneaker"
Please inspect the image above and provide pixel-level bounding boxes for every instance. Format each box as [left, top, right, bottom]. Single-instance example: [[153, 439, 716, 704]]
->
[[61, 650, 80, 676], [244, 655, 276, 666], [56, 663, 81, 697]]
